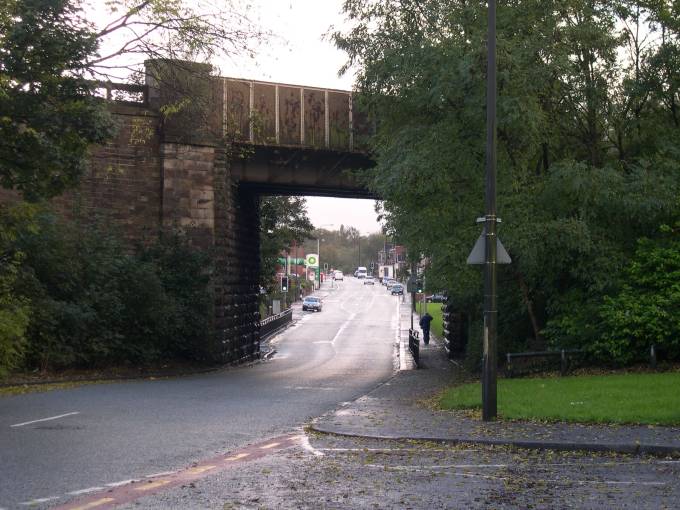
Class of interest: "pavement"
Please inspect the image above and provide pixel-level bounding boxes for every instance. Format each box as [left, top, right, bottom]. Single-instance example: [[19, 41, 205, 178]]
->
[[311, 296, 680, 457]]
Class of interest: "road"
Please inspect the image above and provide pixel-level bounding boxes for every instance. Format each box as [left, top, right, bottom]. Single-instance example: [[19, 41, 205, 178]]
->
[[0, 277, 397, 509]]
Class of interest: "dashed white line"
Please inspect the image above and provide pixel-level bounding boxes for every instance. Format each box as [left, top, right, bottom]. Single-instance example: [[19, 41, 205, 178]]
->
[[10, 411, 80, 428], [105, 479, 138, 487], [144, 470, 178, 478], [330, 312, 356, 344], [68, 487, 104, 495], [20, 496, 60, 505]]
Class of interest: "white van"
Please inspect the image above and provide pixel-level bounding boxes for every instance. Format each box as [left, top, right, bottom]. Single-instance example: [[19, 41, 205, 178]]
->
[[334, 270, 344, 281], [356, 266, 367, 279]]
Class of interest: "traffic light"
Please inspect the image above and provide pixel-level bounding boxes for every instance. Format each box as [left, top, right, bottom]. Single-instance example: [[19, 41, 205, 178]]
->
[[281, 276, 289, 292], [416, 280, 423, 293]]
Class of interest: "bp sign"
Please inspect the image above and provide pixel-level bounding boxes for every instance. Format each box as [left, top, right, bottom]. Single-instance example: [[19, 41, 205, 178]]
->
[[305, 254, 319, 267]]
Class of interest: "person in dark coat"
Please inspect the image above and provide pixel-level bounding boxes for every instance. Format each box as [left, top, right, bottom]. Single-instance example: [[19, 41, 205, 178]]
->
[[419, 312, 433, 345]]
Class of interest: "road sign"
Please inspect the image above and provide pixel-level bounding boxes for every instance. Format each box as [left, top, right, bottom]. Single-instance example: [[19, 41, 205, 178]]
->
[[305, 254, 319, 267], [466, 226, 511, 265]]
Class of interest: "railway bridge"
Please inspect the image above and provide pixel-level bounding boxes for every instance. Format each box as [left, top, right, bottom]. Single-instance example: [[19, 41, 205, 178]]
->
[[69, 61, 374, 362]]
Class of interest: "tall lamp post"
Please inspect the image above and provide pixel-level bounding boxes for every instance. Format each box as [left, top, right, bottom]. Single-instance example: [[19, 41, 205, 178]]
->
[[316, 224, 334, 290], [482, 0, 498, 421]]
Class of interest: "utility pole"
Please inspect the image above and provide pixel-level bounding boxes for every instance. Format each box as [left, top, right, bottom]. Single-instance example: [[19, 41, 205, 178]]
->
[[482, 0, 498, 421]]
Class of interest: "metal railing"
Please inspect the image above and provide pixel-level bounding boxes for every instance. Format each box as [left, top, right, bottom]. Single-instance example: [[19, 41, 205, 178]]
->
[[93, 81, 149, 105], [259, 308, 293, 340], [505, 349, 583, 377], [408, 328, 420, 367]]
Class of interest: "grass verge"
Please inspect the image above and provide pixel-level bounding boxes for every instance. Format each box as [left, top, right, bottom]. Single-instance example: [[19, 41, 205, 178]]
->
[[415, 302, 444, 337], [440, 372, 680, 425]]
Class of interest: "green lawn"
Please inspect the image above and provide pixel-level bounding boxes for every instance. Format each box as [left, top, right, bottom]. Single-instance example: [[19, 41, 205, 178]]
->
[[440, 372, 680, 425], [416, 301, 444, 337]]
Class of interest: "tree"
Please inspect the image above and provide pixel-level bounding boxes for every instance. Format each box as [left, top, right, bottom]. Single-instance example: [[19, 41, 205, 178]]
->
[[0, 0, 266, 201], [0, 0, 115, 200], [87, 0, 265, 81], [260, 196, 314, 290], [335, 0, 680, 362]]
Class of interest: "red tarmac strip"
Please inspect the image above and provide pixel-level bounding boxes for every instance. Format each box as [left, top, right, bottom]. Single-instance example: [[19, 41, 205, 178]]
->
[[53, 434, 302, 510]]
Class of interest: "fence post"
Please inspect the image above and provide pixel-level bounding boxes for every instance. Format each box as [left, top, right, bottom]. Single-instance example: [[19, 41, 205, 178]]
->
[[560, 349, 567, 376], [650, 344, 657, 370]]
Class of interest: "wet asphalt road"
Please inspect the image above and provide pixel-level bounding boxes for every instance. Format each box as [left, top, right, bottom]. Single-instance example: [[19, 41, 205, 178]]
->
[[0, 278, 398, 509]]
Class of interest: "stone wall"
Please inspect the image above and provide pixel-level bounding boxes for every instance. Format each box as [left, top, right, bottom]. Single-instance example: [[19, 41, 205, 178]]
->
[[57, 103, 162, 242], [213, 148, 261, 362]]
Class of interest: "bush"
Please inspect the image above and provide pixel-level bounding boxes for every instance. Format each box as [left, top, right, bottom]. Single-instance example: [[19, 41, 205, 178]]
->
[[0, 204, 36, 375], [7, 209, 214, 372], [594, 230, 680, 364]]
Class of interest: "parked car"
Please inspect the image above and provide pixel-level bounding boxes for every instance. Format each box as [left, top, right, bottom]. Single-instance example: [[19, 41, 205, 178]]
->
[[386, 279, 398, 290], [363, 276, 375, 285], [382, 278, 393, 286], [425, 293, 447, 303], [390, 284, 404, 295], [334, 270, 344, 281], [302, 296, 322, 312]]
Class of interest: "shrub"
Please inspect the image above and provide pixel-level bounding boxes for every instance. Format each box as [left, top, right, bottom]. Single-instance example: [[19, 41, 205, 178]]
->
[[10, 209, 214, 371], [594, 230, 680, 364]]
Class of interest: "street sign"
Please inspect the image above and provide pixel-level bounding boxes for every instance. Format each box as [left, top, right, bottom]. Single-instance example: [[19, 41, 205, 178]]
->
[[466, 227, 511, 265], [305, 254, 319, 267]]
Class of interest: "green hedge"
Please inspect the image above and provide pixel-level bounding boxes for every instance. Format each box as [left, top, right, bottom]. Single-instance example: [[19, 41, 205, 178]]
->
[[0, 205, 214, 374]]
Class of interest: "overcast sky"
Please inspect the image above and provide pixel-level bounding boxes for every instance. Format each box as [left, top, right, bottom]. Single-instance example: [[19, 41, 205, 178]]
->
[[222, 0, 384, 234]]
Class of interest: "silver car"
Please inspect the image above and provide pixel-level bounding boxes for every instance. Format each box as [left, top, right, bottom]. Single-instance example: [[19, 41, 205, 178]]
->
[[302, 296, 322, 312]]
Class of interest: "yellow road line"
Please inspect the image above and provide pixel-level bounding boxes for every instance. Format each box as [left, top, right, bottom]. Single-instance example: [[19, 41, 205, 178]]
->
[[133, 480, 171, 492], [225, 453, 250, 461], [70, 498, 115, 510], [186, 465, 217, 475], [260, 442, 281, 449]]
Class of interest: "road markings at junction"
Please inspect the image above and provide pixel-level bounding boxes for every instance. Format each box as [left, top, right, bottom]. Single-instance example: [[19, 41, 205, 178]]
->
[[68, 498, 115, 510], [68, 488, 105, 496], [19, 496, 60, 505], [362, 463, 668, 487], [133, 480, 171, 492], [330, 313, 356, 344], [301, 434, 325, 457], [260, 442, 280, 449], [10, 411, 80, 428], [52, 434, 302, 510], [225, 452, 250, 461]]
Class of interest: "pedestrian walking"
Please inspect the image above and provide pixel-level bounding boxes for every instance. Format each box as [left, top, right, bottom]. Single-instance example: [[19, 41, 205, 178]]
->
[[419, 312, 433, 345]]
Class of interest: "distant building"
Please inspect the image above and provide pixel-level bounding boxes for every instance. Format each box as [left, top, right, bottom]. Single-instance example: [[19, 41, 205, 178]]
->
[[377, 243, 407, 273]]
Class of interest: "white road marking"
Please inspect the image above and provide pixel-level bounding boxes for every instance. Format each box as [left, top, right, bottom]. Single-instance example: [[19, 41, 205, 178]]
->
[[363, 464, 668, 486], [105, 479, 138, 487], [144, 470, 178, 478], [331, 313, 356, 344], [10, 411, 80, 428], [285, 386, 335, 391], [68, 487, 104, 495], [300, 435, 325, 457], [319, 448, 479, 453], [20, 497, 60, 505]]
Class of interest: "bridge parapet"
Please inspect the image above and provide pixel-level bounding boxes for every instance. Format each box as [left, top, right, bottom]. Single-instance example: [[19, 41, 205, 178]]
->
[[222, 78, 371, 152]]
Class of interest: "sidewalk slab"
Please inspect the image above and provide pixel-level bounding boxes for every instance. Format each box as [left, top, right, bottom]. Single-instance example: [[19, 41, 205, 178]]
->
[[311, 295, 680, 457]]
